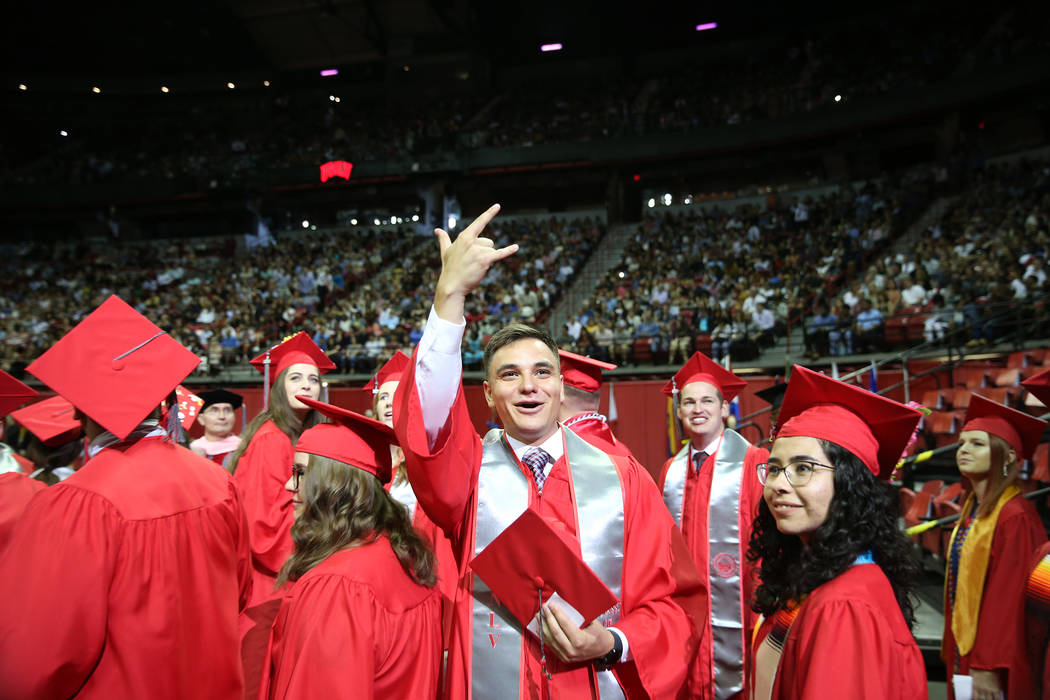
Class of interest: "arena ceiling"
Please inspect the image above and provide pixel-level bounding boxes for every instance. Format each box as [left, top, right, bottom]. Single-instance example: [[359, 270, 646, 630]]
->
[[4, 0, 917, 78]]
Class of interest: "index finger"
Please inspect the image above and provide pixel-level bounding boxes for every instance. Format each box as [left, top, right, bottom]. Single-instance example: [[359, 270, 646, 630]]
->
[[458, 203, 501, 242]]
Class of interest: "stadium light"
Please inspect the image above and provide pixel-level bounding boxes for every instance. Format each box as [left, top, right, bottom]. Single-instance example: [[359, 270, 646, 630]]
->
[[263, 80, 271, 87], [227, 82, 235, 89], [301, 220, 310, 228], [374, 218, 381, 225], [662, 193, 672, 206], [834, 94, 842, 102], [350, 219, 358, 225], [695, 22, 717, 31], [92, 86, 101, 94], [59, 130, 68, 136], [540, 43, 563, 52], [18, 84, 27, 91], [647, 198, 656, 208], [161, 86, 170, 93], [320, 68, 339, 77], [411, 214, 419, 222], [448, 215, 458, 229]]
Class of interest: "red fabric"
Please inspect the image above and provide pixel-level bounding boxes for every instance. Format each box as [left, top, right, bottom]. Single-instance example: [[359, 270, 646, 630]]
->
[[0, 436, 252, 699], [565, 412, 639, 461], [1027, 541, 1050, 700], [750, 564, 927, 699], [943, 494, 1047, 700], [261, 537, 442, 700], [395, 352, 707, 700], [0, 471, 46, 554], [658, 438, 768, 700], [232, 420, 297, 606], [407, 486, 458, 649]]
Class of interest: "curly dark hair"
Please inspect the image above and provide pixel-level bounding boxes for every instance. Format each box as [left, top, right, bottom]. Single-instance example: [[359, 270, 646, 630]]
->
[[746, 439, 920, 628], [276, 454, 437, 589]]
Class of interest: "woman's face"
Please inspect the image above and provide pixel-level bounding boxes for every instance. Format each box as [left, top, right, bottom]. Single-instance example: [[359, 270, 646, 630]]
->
[[285, 451, 311, 519], [284, 363, 321, 411], [372, 380, 399, 428], [956, 430, 994, 478], [763, 435, 836, 545]]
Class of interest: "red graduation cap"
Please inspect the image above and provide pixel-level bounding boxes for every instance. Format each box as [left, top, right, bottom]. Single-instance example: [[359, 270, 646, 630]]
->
[[1022, 368, 1050, 408], [362, 351, 411, 395], [962, 393, 1047, 461], [469, 508, 619, 631], [558, 350, 616, 393], [0, 370, 37, 417], [175, 385, 205, 431], [26, 295, 201, 441], [249, 332, 336, 385], [775, 365, 923, 479], [660, 351, 747, 401], [294, 397, 396, 484], [9, 395, 81, 446]]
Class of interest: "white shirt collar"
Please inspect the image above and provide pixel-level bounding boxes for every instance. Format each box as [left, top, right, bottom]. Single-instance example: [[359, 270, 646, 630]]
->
[[690, 429, 724, 459], [505, 426, 565, 474]]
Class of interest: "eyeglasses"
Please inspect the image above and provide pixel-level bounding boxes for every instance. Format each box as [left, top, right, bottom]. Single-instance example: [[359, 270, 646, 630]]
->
[[756, 460, 836, 486], [291, 464, 306, 490]]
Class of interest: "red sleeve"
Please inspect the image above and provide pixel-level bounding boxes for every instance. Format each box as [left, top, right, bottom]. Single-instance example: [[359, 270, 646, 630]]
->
[[969, 505, 1047, 671], [740, 445, 768, 685], [0, 485, 118, 698], [393, 348, 481, 545], [268, 576, 377, 700], [0, 472, 46, 555], [656, 456, 673, 492], [229, 479, 255, 611], [234, 425, 296, 575], [611, 457, 707, 700], [783, 599, 917, 699]]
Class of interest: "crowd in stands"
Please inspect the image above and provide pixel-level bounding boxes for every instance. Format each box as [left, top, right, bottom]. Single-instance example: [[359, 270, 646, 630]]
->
[[6, 7, 1045, 188], [565, 171, 935, 365], [803, 158, 1050, 358], [0, 214, 604, 376]]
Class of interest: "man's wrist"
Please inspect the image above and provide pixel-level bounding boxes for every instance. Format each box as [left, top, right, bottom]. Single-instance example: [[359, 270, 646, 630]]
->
[[593, 628, 622, 668]]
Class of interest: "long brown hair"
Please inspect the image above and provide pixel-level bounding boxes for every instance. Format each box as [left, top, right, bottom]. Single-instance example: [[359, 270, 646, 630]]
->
[[276, 454, 436, 588], [974, 434, 1020, 518], [227, 367, 323, 474]]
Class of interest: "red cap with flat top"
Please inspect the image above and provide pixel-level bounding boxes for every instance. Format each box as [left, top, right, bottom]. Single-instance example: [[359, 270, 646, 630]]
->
[[294, 397, 396, 484], [775, 365, 923, 479], [249, 332, 336, 384], [1022, 368, 1050, 408], [362, 351, 411, 395], [0, 370, 37, 417], [468, 508, 619, 630], [660, 351, 747, 401], [9, 395, 81, 446], [961, 393, 1047, 461], [558, 350, 616, 393], [26, 295, 201, 441]]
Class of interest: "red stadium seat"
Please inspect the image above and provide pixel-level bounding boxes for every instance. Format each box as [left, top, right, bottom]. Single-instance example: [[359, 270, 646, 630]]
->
[[919, 479, 944, 497], [899, 488, 916, 517], [904, 492, 932, 543], [631, 338, 652, 363], [694, 335, 712, 355], [934, 481, 963, 504], [964, 370, 990, 390], [975, 386, 1013, 406], [1031, 443, 1050, 482], [952, 389, 973, 410], [1007, 351, 1030, 369], [921, 389, 952, 410]]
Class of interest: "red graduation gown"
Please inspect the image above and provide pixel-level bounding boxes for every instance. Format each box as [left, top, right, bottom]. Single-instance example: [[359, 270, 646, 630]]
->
[[943, 494, 1046, 700], [261, 537, 442, 700], [395, 358, 707, 700], [0, 471, 46, 555], [751, 564, 927, 700], [233, 420, 297, 605], [0, 436, 253, 699], [564, 412, 639, 461], [658, 439, 768, 699]]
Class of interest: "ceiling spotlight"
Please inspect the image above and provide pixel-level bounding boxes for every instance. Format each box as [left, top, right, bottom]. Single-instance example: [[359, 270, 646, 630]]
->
[[59, 130, 69, 136], [834, 94, 842, 102], [402, 65, 410, 72], [92, 86, 101, 94], [374, 218, 381, 225], [647, 198, 656, 208], [161, 86, 170, 93], [411, 214, 419, 222], [301, 220, 310, 228], [350, 218, 358, 225], [334, 97, 340, 103], [329, 95, 335, 101], [18, 84, 27, 91], [263, 80, 271, 87], [227, 82, 235, 89]]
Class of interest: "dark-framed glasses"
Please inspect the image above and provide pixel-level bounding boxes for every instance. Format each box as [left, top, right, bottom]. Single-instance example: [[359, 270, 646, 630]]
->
[[756, 460, 836, 486]]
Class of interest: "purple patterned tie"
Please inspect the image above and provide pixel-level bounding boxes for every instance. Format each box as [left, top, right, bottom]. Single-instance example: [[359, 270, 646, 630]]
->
[[522, 447, 553, 494]]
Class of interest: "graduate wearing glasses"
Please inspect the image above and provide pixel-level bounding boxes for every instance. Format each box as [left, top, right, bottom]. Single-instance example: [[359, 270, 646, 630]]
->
[[746, 366, 927, 700]]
